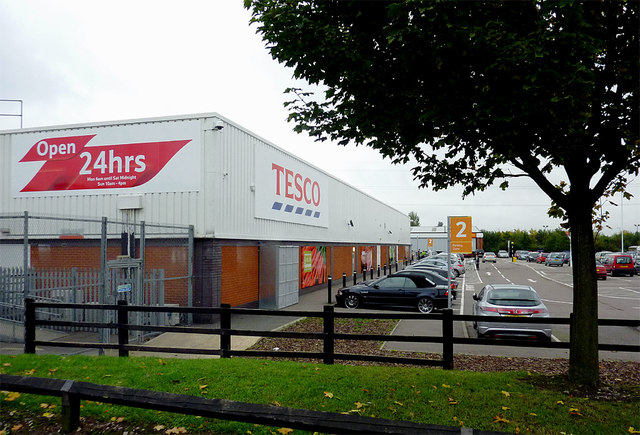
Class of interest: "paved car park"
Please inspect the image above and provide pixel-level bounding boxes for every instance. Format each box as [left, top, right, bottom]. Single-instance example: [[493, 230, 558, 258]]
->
[[384, 257, 639, 361]]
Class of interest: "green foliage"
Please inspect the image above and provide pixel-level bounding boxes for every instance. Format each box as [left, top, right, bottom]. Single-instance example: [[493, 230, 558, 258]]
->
[[408, 211, 420, 227], [246, 0, 639, 385], [483, 228, 636, 253], [2, 354, 639, 434]]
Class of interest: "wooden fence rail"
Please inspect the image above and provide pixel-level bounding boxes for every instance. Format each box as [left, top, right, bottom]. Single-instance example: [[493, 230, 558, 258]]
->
[[3, 374, 504, 434], [23, 299, 640, 368]]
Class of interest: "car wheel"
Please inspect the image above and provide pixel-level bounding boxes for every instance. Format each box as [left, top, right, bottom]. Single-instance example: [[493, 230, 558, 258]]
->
[[453, 269, 460, 278], [344, 294, 360, 309], [417, 297, 434, 314], [603, 275, 607, 280]]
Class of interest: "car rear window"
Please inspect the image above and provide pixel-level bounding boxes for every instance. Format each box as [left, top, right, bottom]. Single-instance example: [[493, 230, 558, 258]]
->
[[487, 289, 540, 306], [616, 256, 632, 264]]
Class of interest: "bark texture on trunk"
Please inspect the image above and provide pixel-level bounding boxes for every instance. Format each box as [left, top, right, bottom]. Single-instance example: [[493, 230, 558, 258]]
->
[[568, 210, 599, 385]]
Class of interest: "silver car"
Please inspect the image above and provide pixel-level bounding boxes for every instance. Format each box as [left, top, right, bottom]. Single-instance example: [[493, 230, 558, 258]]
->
[[472, 284, 552, 340]]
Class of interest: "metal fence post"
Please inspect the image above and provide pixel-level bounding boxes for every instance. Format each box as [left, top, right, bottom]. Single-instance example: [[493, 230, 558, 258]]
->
[[442, 309, 454, 369], [220, 304, 231, 358], [23, 211, 29, 302], [187, 225, 194, 326], [323, 304, 335, 365], [24, 298, 36, 354], [117, 300, 129, 357], [327, 276, 332, 304]]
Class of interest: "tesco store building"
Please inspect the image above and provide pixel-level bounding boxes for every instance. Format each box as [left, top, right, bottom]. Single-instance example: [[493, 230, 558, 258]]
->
[[0, 113, 410, 312]]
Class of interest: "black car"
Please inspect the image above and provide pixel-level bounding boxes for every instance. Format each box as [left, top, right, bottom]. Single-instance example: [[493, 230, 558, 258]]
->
[[335, 272, 449, 314]]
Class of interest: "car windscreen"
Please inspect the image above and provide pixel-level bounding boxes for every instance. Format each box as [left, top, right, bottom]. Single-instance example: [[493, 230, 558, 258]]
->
[[486, 289, 541, 307]]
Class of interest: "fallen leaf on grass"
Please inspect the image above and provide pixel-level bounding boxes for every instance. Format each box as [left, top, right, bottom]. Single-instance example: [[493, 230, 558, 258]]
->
[[2, 363, 10, 367], [199, 385, 208, 390], [556, 400, 564, 405], [501, 391, 510, 397], [629, 427, 640, 434], [501, 406, 510, 411], [24, 368, 36, 376], [493, 415, 509, 423], [4, 392, 20, 401], [153, 425, 165, 431], [277, 428, 294, 434], [11, 424, 23, 432], [165, 427, 187, 434], [42, 412, 55, 418], [569, 408, 583, 416], [324, 392, 334, 399]]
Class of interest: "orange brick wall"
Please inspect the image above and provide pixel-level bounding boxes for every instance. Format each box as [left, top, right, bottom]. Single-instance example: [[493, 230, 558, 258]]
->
[[221, 246, 259, 307], [30, 242, 190, 306], [332, 246, 354, 281], [144, 245, 190, 306]]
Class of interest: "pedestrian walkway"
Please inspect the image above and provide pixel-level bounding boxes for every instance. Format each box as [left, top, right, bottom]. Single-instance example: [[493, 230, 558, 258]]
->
[[0, 269, 467, 359]]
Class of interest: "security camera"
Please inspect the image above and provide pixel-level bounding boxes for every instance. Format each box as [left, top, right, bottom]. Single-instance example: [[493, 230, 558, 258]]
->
[[213, 118, 224, 130]]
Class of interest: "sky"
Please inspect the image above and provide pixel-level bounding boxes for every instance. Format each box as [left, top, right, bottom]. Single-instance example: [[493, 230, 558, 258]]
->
[[1, 0, 638, 235]]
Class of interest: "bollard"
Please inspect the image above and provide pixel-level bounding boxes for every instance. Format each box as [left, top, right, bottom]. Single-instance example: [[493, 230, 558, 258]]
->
[[342, 272, 347, 288], [384, 264, 387, 275], [370, 268, 374, 280], [327, 276, 332, 304], [377, 266, 380, 278], [395, 262, 398, 272], [362, 269, 366, 282], [353, 270, 357, 286]]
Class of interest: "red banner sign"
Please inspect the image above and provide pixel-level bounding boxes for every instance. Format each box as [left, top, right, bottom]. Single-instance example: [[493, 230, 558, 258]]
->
[[19, 135, 191, 192]]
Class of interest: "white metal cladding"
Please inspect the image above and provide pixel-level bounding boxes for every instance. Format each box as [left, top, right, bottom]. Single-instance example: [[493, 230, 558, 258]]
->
[[1, 113, 409, 245]]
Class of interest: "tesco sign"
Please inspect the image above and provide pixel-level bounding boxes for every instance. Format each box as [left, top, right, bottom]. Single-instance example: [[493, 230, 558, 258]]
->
[[255, 146, 328, 228], [271, 163, 321, 206]]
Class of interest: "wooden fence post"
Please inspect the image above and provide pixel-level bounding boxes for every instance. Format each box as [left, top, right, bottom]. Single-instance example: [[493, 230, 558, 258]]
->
[[117, 300, 129, 357], [220, 304, 231, 358], [24, 298, 36, 354], [442, 309, 454, 369], [61, 379, 80, 433], [323, 304, 335, 365]]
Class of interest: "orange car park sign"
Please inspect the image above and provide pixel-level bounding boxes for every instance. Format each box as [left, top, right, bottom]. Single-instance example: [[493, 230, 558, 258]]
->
[[449, 216, 473, 254]]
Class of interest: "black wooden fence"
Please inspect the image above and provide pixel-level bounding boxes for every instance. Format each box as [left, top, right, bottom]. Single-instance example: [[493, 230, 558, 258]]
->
[[23, 299, 640, 368], [0, 374, 503, 434]]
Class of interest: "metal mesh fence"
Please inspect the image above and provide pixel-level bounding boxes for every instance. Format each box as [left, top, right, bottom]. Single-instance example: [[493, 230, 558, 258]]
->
[[0, 212, 193, 343]]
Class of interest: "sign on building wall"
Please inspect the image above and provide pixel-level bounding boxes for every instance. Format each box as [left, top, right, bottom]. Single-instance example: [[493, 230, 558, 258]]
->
[[11, 120, 201, 196], [255, 146, 329, 228], [301, 246, 327, 289]]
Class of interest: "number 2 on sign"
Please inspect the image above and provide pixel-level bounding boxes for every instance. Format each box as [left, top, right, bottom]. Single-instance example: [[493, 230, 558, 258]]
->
[[455, 221, 467, 238]]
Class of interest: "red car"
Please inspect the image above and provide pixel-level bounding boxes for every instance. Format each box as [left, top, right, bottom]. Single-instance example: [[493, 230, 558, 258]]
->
[[596, 263, 607, 280], [603, 254, 636, 277], [536, 252, 549, 263]]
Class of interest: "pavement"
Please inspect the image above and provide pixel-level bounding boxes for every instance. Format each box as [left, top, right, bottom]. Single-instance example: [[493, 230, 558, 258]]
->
[[0, 273, 470, 359]]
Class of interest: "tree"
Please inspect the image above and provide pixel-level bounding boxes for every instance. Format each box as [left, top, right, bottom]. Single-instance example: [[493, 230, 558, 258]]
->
[[246, 0, 639, 385], [408, 211, 420, 227]]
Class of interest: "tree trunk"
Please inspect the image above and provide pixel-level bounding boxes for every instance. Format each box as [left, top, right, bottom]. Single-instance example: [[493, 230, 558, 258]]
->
[[568, 209, 599, 385]]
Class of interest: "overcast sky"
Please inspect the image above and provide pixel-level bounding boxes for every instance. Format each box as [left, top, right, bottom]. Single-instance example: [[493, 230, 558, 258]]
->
[[1, 0, 637, 235]]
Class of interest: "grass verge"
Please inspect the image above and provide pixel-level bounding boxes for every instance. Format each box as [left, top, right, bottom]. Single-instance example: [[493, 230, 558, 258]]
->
[[1, 353, 639, 434]]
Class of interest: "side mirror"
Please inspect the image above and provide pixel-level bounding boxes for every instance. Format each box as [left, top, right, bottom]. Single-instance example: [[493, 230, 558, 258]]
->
[[472, 293, 478, 301]]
